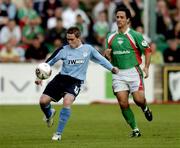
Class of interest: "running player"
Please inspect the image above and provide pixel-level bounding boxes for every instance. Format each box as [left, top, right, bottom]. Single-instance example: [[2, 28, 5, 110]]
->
[[104, 7, 153, 137]]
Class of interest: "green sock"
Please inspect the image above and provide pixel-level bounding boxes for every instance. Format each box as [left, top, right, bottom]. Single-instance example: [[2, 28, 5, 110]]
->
[[121, 107, 137, 130]]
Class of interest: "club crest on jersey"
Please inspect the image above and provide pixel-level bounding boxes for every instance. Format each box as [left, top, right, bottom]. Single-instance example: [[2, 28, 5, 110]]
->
[[83, 49, 88, 57], [117, 38, 124, 45], [68, 59, 84, 65], [141, 40, 148, 47]]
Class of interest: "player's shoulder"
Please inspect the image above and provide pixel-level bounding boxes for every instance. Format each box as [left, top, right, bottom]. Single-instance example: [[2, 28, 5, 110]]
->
[[55, 45, 66, 54], [63, 45, 70, 49], [107, 31, 117, 38], [129, 28, 143, 37], [82, 43, 97, 53], [82, 43, 94, 49], [106, 31, 117, 45]]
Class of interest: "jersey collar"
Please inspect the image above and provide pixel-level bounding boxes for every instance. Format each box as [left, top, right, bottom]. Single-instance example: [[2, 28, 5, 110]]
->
[[124, 27, 130, 34], [116, 27, 130, 35], [75, 43, 83, 49]]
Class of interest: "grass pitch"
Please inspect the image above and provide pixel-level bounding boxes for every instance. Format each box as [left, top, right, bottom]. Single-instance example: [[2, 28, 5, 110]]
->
[[0, 104, 180, 148]]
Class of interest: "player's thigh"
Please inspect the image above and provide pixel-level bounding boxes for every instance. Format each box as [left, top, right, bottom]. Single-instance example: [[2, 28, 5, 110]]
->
[[63, 81, 81, 107], [115, 91, 129, 108], [43, 74, 64, 102]]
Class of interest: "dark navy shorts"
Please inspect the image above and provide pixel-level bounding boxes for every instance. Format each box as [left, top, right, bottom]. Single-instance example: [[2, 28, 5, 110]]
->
[[43, 74, 83, 102]]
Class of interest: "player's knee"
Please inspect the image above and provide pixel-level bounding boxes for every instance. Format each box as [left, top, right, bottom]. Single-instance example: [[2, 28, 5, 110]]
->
[[63, 99, 73, 108], [39, 95, 50, 106], [39, 100, 46, 106], [63, 94, 74, 107], [118, 100, 129, 108]]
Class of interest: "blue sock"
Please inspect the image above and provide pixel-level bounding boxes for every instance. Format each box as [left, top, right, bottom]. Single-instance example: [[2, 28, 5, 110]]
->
[[56, 107, 71, 134], [40, 104, 52, 119]]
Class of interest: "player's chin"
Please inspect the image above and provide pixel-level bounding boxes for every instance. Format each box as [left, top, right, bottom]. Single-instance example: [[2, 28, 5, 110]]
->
[[70, 45, 74, 48], [117, 23, 122, 28]]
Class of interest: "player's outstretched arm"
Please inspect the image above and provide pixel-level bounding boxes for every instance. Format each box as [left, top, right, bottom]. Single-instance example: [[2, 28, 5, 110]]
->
[[90, 46, 114, 71]]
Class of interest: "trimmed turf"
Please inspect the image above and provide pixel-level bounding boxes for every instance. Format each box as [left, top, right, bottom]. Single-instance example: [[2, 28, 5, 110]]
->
[[0, 104, 180, 148]]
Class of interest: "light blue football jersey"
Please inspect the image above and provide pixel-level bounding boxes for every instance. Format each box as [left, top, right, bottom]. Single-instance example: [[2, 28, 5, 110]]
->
[[47, 44, 113, 81]]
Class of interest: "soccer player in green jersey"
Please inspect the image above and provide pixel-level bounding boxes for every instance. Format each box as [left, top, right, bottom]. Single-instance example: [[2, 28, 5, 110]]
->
[[104, 7, 153, 137]]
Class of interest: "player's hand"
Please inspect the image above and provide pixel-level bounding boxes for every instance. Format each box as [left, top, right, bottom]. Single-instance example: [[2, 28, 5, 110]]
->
[[143, 67, 149, 79], [35, 77, 43, 86], [104, 48, 112, 62], [111, 67, 119, 74]]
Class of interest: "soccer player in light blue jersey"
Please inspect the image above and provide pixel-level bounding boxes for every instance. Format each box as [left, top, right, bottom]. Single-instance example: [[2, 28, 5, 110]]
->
[[35, 26, 119, 141]]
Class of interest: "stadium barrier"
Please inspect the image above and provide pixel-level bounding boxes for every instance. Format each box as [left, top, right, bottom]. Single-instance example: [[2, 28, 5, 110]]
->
[[0, 63, 154, 104], [163, 65, 180, 102]]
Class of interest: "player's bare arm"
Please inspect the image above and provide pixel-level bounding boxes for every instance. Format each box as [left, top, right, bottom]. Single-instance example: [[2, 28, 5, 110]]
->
[[103, 48, 112, 62], [143, 51, 151, 79]]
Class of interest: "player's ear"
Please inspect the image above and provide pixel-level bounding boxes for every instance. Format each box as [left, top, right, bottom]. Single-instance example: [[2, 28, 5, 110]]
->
[[127, 18, 130, 23]]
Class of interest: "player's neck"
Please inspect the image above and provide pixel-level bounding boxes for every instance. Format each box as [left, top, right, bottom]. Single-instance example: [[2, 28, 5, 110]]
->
[[118, 26, 129, 34], [75, 41, 82, 48]]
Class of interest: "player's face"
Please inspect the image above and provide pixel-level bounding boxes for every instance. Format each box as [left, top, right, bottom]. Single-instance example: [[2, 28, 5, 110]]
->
[[67, 33, 80, 48], [116, 11, 129, 29]]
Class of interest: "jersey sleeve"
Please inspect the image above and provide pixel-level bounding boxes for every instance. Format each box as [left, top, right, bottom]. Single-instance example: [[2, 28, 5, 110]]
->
[[46, 47, 65, 66], [134, 32, 151, 55], [90, 45, 113, 71], [105, 32, 116, 49]]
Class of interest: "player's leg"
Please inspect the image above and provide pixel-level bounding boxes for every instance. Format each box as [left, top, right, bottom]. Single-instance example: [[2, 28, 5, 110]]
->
[[39, 94, 56, 127], [57, 93, 74, 134], [112, 70, 140, 137], [39, 94, 52, 120], [131, 66, 153, 121], [132, 90, 153, 121], [39, 74, 64, 127], [116, 91, 140, 137], [52, 93, 74, 141], [51, 75, 82, 141]]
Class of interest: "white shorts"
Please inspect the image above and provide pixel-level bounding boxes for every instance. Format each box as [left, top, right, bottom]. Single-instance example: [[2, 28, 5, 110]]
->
[[112, 67, 144, 93]]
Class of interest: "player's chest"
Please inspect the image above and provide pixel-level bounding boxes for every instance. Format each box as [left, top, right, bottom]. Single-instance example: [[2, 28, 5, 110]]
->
[[111, 35, 133, 50], [65, 49, 90, 65]]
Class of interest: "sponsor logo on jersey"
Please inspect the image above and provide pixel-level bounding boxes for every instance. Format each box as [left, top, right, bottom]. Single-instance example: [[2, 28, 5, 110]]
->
[[141, 40, 148, 47], [113, 50, 130, 55], [68, 59, 84, 65]]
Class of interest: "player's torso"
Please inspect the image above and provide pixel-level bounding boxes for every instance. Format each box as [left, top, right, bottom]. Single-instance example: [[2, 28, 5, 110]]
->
[[109, 31, 140, 69], [61, 45, 91, 77]]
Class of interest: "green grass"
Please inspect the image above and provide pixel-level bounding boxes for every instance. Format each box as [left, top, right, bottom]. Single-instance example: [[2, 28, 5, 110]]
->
[[0, 104, 180, 148]]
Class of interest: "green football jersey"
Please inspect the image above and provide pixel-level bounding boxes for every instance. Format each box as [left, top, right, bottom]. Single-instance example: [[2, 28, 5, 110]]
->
[[105, 28, 150, 69]]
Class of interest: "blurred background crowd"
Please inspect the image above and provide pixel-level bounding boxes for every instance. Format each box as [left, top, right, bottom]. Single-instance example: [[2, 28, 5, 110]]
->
[[0, 0, 179, 64]]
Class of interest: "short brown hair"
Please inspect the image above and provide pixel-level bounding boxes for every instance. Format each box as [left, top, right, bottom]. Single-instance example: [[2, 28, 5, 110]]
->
[[67, 26, 81, 38]]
